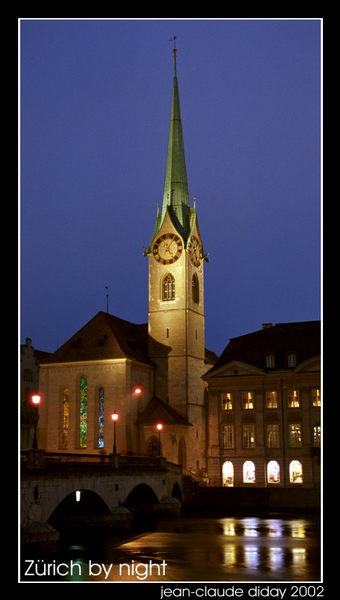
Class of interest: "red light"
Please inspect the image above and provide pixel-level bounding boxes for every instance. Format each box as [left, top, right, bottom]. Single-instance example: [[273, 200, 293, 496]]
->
[[111, 411, 119, 422], [31, 394, 41, 406], [155, 422, 164, 432], [132, 385, 143, 397]]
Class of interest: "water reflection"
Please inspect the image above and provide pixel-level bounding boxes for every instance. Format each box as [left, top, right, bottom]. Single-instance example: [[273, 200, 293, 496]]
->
[[21, 514, 320, 582]]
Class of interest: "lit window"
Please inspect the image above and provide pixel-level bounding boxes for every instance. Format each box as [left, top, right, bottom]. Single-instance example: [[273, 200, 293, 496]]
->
[[289, 460, 303, 484], [266, 424, 280, 448], [223, 424, 234, 448], [266, 391, 278, 408], [313, 425, 321, 447], [222, 392, 233, 410], [222, 461, 234, 487], [312, 388, 321, 407], [62, 389, 69, 449], [242, 424, 256, 448], [265, 354, 275, 369], [288, 390, 300, 408], [79, 375, 88, 448], [267, 460, 280, 483], [243, 460, 256, 483], [243, 392, 254, 410], [192, 273, 199, 303], [98, 387, 104, 448], [162, 273, 175, 301], [287, 353, 297, 368], [289, 424, 302, 448]]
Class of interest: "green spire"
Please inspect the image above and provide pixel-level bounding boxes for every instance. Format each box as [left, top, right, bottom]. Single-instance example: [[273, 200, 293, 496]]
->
[[161, 47, 191, 239]]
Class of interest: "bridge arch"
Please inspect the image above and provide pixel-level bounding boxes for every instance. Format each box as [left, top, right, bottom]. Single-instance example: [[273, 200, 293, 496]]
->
[[171, 481, 182, 501], [124, 483, 159, 512], [47, 489, 111, 526]]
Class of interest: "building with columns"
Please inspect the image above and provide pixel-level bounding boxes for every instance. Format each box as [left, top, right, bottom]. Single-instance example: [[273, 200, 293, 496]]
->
[[203, 321, 321, 488]]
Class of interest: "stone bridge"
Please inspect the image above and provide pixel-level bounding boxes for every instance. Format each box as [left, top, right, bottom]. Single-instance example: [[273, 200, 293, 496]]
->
[[21, 451, 187, 531]]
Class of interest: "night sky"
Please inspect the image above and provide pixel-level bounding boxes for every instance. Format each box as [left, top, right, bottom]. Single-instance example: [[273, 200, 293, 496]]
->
[[20, 18, 321, 357]]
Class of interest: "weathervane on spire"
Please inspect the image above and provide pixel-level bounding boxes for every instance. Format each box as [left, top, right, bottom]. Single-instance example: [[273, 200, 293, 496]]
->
[[169, 35, 178, 62]]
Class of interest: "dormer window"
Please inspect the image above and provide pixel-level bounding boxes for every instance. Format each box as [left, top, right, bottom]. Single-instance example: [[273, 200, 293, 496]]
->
[[287, 353, 297, 368], [265, 353, 276, 369]]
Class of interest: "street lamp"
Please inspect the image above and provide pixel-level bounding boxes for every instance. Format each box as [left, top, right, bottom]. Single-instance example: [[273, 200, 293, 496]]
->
[[132, 385, 143, 398], [111, 411, 119, 455], [155, 422, 164, 456], [30, 393, 41, 449]]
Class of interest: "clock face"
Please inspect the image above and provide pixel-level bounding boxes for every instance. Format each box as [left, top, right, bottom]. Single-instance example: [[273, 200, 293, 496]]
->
[[189, 236, 202, 266], [152, 233, 183, 264]]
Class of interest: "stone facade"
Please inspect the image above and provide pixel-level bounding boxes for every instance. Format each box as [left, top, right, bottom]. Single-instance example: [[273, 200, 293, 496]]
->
[[203, 323, 321, 488]]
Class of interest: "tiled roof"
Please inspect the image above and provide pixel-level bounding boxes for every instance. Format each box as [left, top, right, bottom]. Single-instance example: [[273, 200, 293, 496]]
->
[[135, 395, 192, 426], [205, 321, 320, 375], [40, 311, 153, 366]]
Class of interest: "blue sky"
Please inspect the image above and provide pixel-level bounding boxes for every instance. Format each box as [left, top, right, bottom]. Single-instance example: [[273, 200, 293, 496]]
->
[[20, 18, 321, 355]]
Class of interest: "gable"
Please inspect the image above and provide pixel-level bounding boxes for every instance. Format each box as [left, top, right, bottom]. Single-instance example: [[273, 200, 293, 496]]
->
[[40, 311, 151, 365], [203, 360, 264, 380], [294, 356, 320, 373]]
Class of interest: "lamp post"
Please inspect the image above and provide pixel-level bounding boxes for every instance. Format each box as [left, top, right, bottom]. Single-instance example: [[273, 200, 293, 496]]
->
[[31, 393, 41, 449], [111, 411, 119, 455], [155, 422, 164, 457]]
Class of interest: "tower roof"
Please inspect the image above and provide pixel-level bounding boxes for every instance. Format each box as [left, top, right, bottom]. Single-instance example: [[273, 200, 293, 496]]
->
[[161, 53, 190, 230], [149, 45, 192, 245]]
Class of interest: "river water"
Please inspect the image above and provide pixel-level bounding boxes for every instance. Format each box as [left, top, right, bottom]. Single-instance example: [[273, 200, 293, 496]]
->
[[21, 512, 321, 583]]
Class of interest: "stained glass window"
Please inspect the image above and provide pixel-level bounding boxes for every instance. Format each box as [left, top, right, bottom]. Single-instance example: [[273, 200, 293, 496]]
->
[[62, 389, 69, 448], [79, 375, 88, 448], [98, 387, 104, 448]]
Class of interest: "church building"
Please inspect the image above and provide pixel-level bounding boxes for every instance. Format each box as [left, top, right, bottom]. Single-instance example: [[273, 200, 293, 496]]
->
[[34, 48, 321, 490], [37, 47, 215, 475]]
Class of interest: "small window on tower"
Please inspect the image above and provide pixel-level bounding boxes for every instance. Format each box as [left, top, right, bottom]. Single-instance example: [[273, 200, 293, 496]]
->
[[162, 273, 175, 301], [192, 273, 199, 303]]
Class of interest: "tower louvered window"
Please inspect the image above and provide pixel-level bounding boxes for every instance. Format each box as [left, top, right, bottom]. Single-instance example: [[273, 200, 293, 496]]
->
[[162, 273, 175, 301], [192, 273, 199, 303]]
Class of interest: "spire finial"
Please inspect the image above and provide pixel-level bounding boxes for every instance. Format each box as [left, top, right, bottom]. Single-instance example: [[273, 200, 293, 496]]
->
[[169, 36, 177, 72]]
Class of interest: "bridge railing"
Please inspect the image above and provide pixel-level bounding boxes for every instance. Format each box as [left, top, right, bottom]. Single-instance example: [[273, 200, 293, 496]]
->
[[21, 450, 183, 474]]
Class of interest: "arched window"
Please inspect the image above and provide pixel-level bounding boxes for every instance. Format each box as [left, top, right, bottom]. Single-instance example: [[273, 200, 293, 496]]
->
[[79, 375, 88, 448], [243, 460, 256, 483], [147, 435, 160, 457], [97, 387, 104, 448], [267, 460, 280, 483], [222, 461, 234, 487], [162, 273, 175, 301], [192, 273, 199, 303], [289, 460, 303, 484], [62, 388, 69, 449]]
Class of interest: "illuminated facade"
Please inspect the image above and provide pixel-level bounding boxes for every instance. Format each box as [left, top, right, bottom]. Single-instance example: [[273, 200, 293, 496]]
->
[[203, 321, 321, 488], [38, 51, 215, 473], [35, 53, 320, 490]]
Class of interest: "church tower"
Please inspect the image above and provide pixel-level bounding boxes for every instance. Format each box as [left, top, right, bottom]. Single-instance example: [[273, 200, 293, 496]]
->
[[145, 44, 208, 470]]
